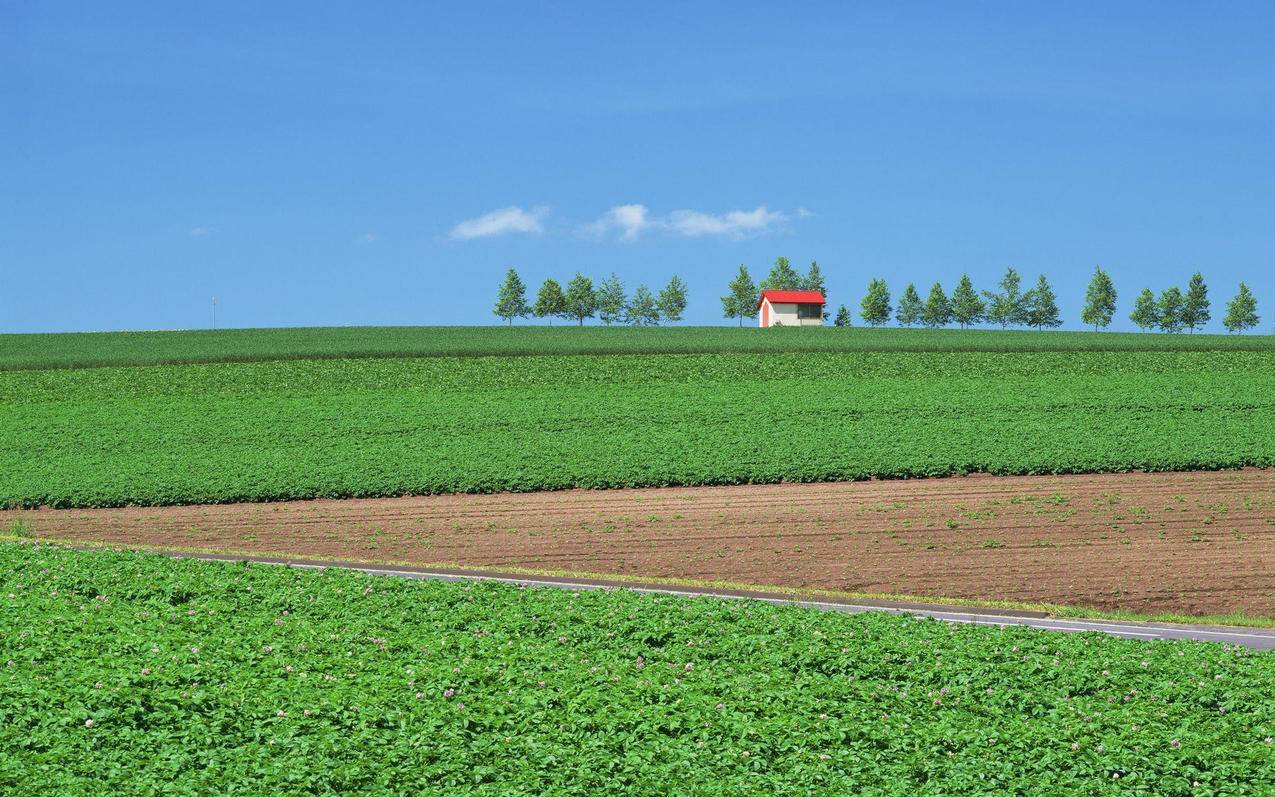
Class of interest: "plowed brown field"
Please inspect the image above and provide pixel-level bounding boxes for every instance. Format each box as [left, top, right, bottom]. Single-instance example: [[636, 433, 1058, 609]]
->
[[6, 469, 1274, 617]]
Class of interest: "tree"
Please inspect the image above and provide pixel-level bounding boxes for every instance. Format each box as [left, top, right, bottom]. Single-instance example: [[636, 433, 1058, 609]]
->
[[759, 257, 803, 292], [1023, 274, 1061, 330], [950, 274, 985, 328], [1157, 286, 1184, 333], [596, 274, 627, 326], [895, 283, 922, 327], [721, 265, 758, 326], [1129, 288, 1160, 331], [657, 276, 688, 323], [860, 278, 892, 326], [922, 282, 952, 328], [492, 267, 529, 325], [564, 273, 598, 326], [626, 284, 660, 326], [801, 260, 829, 319], [1181, 272, 1210, 332], [983, 267, 1028, 328], [1223, 282, 1259, 333], [1081, 265, 1117, 331], [532, 278, 567, 324], [833, 304, 851, 327]]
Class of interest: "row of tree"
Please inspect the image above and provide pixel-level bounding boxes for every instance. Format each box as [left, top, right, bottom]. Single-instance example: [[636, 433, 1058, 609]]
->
[[494, 269, 688, 326], [722, 258, 1263, 332]]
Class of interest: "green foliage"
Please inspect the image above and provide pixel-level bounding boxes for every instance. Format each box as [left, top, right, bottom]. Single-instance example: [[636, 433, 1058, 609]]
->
[[983, 268, 1029, 328], [1130, 289, 1160, 332], [1224, 283, 1260, 334], [860, 279, 892, 327], [895, 284, 922, 327], [492, 268, 530, 324], [922, 283, 952, 328], [950, 275, 985, 329], [596, 274, 627, 326], [1159, 287, 1185, 334], [759, 257, 802, 292], [1024, 275, 1062, 330], [4, 542, 1275, 795], [625, 285, 660, 326], [4, 349, 1272, 508], [564, 274, 598, 326], [833, 305, 851, 327], [1182, 273, 1211, 333], [1082, 266, 1117, 331], [800, 260, 826, 295], [656, 276, 688, 323], [533, 279, 568, 323], [721, 266, 758, 326], [3, 326, 1273, 372]]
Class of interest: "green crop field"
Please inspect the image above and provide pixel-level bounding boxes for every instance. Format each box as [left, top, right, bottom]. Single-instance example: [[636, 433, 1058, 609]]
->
[[3, 325, 1273, 370], [2, 543, 1271, 795], [3, 347, 1273, 508]]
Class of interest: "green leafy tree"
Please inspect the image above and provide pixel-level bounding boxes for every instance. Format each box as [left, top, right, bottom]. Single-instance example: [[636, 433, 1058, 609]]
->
[[1157, 286, 1184, 333], [950, 274, 985, 328], [1081, 266, 1117, 331], [983, 267, 1028, 328], [833, 304, 851, 327], [532, 278, 567, 324], [596, 274, 627, 326], [1181, 272, 1210, 332], [563, 273, 598, 326], [1223, 282, 1259, 333], [721, 265, 758, 326], [492, 267, 530, 325], [657, 276, 688, 323], [759, 257, 803, 292], [860, 278, 892, 326], [626, 284, 661, 326], [1023, 274, 1062, 330], [895, 283, 922, 327], [1129, 288, 1160, 331], [801, 260, 829, 319], [922, 282, 952, 328]]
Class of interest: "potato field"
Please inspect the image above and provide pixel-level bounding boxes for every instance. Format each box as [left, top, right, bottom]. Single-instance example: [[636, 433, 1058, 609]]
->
[[3, 543, 1273, 795]]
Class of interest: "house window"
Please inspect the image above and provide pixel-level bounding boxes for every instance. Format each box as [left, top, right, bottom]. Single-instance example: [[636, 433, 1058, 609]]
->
[[797, 303, 822, 319]]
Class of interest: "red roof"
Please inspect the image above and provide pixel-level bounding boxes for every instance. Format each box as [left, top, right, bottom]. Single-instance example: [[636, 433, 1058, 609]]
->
[[757, 290, 825, 309]]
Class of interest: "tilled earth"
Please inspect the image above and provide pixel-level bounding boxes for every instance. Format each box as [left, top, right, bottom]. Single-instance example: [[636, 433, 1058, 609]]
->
[[6, 469, 1273, 617]]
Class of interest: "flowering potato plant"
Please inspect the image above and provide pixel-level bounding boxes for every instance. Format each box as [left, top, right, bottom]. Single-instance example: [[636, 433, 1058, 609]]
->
[[1, 543, 1272, 795]]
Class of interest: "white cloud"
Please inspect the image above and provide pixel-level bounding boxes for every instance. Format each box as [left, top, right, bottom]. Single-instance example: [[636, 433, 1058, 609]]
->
[[189, 226, 211, 238], [796, 207, 815, 219], [359, 232, 379, 243], [584, 204, 796, 240], [450, 206, 549, 240], [584, 204, 653, 240], [666, 206, 786, 238]]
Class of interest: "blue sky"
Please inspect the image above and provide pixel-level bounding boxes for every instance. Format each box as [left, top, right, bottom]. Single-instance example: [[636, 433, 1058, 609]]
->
[[4, 2, 1272, 333]]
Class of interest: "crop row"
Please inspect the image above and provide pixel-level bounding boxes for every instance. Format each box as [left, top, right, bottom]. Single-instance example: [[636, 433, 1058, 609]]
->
[[2, 353, 1272, 508], [2, 542, 1271, 795], [3, 325, 1272, 371]]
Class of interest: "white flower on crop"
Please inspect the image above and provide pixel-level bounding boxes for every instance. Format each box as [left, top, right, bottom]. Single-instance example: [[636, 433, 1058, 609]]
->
[[84, 719, 94, 728]]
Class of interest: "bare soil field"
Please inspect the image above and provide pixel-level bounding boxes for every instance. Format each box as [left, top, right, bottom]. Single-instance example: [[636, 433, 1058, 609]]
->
[[6, 469, 1273, 617]]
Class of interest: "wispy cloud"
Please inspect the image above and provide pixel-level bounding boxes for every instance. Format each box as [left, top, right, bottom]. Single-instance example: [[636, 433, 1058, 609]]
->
[[450, 206, 549, 240], [583, 204, 652, 240], [359, 232, 379, 243], [585, 204, 794, 240], [666, 206, 786, 238], [189, 226, 212, 238]]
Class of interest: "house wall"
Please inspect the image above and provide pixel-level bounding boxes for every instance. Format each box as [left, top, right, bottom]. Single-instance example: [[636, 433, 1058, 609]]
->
[[761, 301, 822, 327]]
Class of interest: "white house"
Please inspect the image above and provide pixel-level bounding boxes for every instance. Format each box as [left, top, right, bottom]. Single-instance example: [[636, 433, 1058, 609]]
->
[[757, 290, 826, 327]]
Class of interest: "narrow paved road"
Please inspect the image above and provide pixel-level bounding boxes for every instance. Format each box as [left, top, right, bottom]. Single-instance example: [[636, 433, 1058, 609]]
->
[[168, 550, 1275, 650]]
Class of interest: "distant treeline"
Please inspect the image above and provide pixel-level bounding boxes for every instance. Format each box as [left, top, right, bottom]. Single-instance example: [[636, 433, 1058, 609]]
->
[[725, 259, 1262, 334], [498, 260, 1263, 332]]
